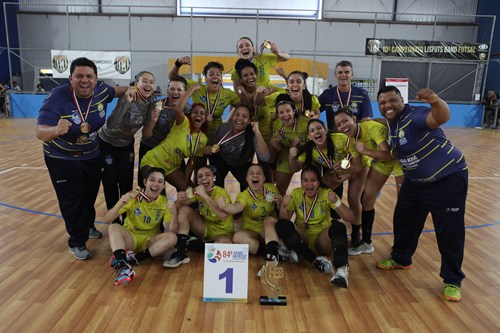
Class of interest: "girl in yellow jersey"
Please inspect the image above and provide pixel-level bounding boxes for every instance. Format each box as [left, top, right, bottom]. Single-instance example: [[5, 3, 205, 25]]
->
[[265, 71, 321, 119], [289, 118, 364, 245], [217, 164, 294, 264], [334, 107, 404, 256], [105, 167, 178, 286], [278, 165, 354, 288], [140, 84, 208, 191], [169, 57, 241, 139], [231, 37, 290, 91], [269, 94, 309, 195], [164, 166, 234, 268]]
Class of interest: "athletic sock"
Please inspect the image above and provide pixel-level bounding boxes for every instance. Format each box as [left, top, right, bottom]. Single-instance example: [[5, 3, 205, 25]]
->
[[362, 209, 375, 244], [113, 249, 127, 268], [265, 240, 279, 260], [176, 234, 190, 254], [134, 248, 152, 262], [351, 224, 361, 245]]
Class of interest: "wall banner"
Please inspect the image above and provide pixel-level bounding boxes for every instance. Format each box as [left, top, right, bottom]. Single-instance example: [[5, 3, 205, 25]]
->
[[50, 50, 131, 79], [365, 39, 489, 60], [385, 78, 409, 103]]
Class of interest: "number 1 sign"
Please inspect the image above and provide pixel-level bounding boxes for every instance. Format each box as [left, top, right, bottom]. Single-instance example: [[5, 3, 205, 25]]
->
[[203, 243, 249, 303]]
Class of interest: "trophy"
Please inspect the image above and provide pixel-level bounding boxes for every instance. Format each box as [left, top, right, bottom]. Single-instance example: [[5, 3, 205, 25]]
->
[[259, 260, 287, 306]]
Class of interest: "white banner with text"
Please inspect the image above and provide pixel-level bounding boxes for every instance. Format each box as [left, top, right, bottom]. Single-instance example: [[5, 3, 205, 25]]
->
[[50, 50, 131, 79]]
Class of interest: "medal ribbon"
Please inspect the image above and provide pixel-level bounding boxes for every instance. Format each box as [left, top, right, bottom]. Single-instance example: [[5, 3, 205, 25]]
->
[[136, 89, 154, 103], [206, 88, 221, 117], [387, 119, 400, 157], [72, 90, 93, 124], [344, 124, 360, 161], [190, 130, 202, 160], [136, 189, 153, 203], [217, 129, 246, 146], [248, 186, 268, 202], [336, 86, 351, 108], [302, 191, 319, 224], [315, 146, 334, 170], [279, 118, 297, 138]]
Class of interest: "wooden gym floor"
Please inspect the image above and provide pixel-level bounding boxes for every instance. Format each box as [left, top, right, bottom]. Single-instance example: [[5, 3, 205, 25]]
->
[[0, 118, 499, 332]]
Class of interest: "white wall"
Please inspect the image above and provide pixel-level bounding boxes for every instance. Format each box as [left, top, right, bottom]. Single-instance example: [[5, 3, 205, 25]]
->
[[17, 13, 478, 92]]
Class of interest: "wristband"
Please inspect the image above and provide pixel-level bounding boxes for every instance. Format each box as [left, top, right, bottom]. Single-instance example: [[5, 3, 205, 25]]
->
[[175, 59, 182, 68]]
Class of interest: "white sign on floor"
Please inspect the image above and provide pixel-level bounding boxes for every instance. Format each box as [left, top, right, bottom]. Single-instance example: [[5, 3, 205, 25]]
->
[[203, 243, 249, 303]]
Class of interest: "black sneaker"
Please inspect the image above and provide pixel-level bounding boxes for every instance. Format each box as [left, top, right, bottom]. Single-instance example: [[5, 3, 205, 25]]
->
[[89, 227, 103, 239], [70, 246, 92, 260], [186, 236, 204, 252]]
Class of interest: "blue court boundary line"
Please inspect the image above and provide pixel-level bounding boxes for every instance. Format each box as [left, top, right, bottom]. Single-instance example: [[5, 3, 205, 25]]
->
[[1, 201, 499, 235]]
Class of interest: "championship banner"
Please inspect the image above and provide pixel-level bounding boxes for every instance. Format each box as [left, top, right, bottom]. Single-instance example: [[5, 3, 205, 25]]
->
[[51, 50, 131, 79], [385, 78, 409, 103], [365, 39, 489, 60]]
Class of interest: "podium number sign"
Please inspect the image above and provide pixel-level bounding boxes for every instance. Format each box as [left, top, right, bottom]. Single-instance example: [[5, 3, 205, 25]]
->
[[203, 243, 249, 302]]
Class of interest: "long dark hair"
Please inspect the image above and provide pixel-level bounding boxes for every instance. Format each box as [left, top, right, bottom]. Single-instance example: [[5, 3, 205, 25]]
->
[[189, 102, 208, 134], [301, 164, 328, 189], [287, 70, 312, 113], [232, 105, 255, 162], [299, 119, 335, 175], [275, 93, 299, 121]]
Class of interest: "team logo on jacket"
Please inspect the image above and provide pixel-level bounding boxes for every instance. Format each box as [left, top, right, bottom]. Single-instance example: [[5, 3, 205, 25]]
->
[[114, 55, 131, 75], [52, 55, 69, 73]]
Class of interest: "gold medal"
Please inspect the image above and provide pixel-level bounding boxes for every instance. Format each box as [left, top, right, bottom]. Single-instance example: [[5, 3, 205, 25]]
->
[[186, 187, 194, 199], [340, 158, 350, 170], [263, 40, 271, 49], [80, 122, 90, 134], [304, 110, 311, 117], [211, 144, 220, 154], [131, 85, 138, 93], [155, 101, 163, 110], [129, 189, 139, 199]]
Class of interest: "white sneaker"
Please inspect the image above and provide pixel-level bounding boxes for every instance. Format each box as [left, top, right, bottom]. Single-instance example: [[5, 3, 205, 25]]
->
[[313, 256, 333, 274], [331, 265, 349, 288], [163, 252, 190, 268], [348, 241, 374, 256]]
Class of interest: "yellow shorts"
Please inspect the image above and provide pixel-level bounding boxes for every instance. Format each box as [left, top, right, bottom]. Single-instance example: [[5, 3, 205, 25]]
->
[[128, 229, 158, 252], [276, 150, 293, 174], [204, 220, 235, 241], [297, 221, 330, 254], [371, 159, 404, 177], [242, 219, 264, 234]]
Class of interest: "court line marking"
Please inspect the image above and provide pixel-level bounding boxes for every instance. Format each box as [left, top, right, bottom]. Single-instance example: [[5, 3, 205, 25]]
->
[[0, 201, 498, 235]]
